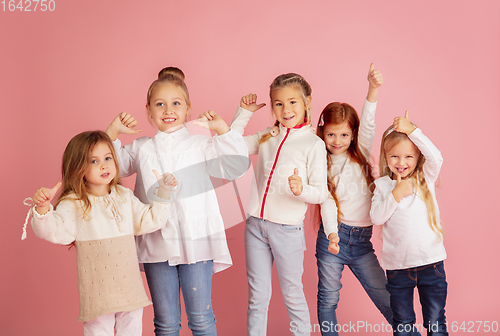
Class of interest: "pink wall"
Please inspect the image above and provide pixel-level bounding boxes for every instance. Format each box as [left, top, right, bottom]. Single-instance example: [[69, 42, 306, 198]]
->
[[2, 1, 499, 335]]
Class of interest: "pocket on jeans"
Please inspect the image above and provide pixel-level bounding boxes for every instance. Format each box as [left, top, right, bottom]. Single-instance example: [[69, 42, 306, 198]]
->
[[280, 224, 303, 232], [386, 269, 398, 279], [433, 261, 446, 277]]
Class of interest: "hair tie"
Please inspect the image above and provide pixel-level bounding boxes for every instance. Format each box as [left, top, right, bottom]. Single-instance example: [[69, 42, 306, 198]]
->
[[21, 198, 35, 240], [385, 127, 396, 138], [269, 126, 279, 137], [318, 114, 324, 127]]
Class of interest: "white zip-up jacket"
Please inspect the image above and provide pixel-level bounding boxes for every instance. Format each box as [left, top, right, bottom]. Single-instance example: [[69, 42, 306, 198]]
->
[[232, 107, 329, 225]]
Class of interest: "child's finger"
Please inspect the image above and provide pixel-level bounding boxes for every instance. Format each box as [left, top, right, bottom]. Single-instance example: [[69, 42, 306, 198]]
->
[[152, 170, 161, 180], [369, 62, 375, 74], [294, 168, 299, 176], [50, 182, 62, 196], [256, 103, 266, 109], [396, 173, 401, 184], [405, 110, 410, 120]]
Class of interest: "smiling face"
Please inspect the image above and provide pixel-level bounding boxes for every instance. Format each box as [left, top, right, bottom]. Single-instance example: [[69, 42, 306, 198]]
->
[[323, 122, 353, 155], [385, 138, 420, 179], [270, 86, 310, 128], [84, 142, 117, 196], [147, 83, 190, 132]]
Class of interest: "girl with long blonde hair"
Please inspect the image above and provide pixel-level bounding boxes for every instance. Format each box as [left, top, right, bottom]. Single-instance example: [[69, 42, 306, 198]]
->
[[370, 111, 447, 335]]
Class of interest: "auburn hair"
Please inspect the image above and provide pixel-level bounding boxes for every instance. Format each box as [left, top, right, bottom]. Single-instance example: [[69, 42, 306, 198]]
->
[[313, 102, 375, 229]]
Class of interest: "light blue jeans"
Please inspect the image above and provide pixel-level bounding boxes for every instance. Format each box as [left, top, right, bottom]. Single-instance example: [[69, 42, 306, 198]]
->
[[245, 216, 310, 336], [316, 223, 393, 336], [143, 260, 216, 336]]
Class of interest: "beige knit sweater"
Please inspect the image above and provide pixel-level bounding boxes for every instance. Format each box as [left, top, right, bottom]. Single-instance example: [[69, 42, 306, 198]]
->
[[31, 185, 178, 321]]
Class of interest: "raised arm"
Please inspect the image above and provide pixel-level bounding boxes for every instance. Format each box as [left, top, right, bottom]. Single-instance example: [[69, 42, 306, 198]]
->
[[31, 189, 80, 245], [230, 94, 267, 155], [106, 113, 143, 177], [358, 63, 383, 158], [393, 111, 443, 183]]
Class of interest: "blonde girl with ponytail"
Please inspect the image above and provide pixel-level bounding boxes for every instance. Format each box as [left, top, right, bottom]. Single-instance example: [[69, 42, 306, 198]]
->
[[105, 67, 249, 336], [370, 111, 448, 336]]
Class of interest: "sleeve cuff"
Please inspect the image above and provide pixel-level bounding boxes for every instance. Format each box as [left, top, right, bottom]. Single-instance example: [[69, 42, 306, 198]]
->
[[33, 204, 54, 218]]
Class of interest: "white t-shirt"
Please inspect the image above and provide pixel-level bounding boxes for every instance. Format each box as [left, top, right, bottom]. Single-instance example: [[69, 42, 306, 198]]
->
[[321, 100, 377, 238]]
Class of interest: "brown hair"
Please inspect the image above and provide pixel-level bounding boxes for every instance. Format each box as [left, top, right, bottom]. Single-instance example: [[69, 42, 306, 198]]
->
[[259, 73, 312, 144], [147, 66, 190, 106], [54, 131, 121, 220], [379, 125, 443, 240]]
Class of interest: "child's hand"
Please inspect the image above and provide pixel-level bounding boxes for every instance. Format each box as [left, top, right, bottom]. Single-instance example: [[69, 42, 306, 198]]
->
[[153, 170, 178, 200], [106, 112, 142, 141], [367, 63, 383, 89], [392, 173, 414, 203], [240, 94, 266, 112], [33, 182, 62, 215], [192, 110, 230, 135], [393, 111, 416, 135], [288, 168, 303, 196], [328, 233, 340, 254]]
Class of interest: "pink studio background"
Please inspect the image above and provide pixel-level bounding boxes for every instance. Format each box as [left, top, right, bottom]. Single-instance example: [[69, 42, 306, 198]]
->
[[1, 1, 499, 335]]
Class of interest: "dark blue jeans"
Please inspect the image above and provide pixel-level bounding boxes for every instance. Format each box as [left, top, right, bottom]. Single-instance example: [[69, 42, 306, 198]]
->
[[316, 223, 393, 336], [386, 261, 448, 336]]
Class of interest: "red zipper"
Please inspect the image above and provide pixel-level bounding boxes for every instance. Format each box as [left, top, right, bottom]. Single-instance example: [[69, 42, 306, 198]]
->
[[260, 128, 291, 218]]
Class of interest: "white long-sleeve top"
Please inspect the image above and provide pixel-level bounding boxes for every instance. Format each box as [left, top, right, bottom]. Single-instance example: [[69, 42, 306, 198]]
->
[[370, 128, 446, 270], [113, 126, 248, 273], [321, 100, 377, 238], [30, 185, 176, 321], [231, 107, 328, 225]]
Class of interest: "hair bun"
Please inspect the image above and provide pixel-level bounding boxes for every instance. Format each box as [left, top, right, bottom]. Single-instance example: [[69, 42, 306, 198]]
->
[[158, 67, 185, 81]]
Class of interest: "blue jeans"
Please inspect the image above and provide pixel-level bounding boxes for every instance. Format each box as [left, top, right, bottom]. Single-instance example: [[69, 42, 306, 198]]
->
[[386, 261, 448, 336], [316, 223, 393, 336], [143, 260, 217, 336], [245, 216, 310, 336]]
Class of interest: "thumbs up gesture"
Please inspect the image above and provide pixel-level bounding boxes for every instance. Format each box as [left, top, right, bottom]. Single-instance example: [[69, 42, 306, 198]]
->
[[391, 173, 414, 203], [33, 182, 62, 215], [153, 170, 178, 200], [367, 63, 383, 89], [288, 168, 303, 196], [393, 110, 416, 135], [240, 93, 266, 112]]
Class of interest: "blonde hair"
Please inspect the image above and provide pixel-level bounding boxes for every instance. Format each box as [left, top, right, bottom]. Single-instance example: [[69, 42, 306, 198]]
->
[[379, 126, 443, 240], [147, 66, 190, 106], [259, 73, 312, 144], [55, 131, 122, 220]]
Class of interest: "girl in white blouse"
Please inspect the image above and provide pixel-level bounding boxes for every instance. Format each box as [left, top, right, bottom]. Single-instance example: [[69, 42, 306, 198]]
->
[[370, 112, 447, 335], [27, 130, 176, 336], [105, 67, 248, 336]]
